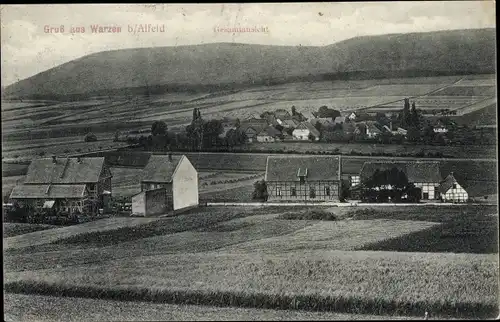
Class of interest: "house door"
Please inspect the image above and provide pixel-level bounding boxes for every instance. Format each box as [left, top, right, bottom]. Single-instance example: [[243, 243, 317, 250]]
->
[[423, 192, 429, 199]]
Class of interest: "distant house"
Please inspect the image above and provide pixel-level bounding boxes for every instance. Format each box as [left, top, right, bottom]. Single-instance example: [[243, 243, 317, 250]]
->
[[263, 114, 279, 126], [310, 118, 334, 128], [333, 116, 346, 125], [438, 172, 468, 203], [359, 161, 443, 200], [433, 120, 449, 133], [133, 154, 198, 215], [281, 130, 294, 141], [256, 126, 282, 142], [299, 111, 316, 121], [348, 111, 371, 121], [265, 155, 342, 202], [347, 112, 357, 121], [366, 122, 382, 138], [274, 109, 291, 120], [382, 123, 408, 136], [240, 123, 266, 143], [292, 122, 320, 141], [280, 119, 300, 129], [9, 156, 112, 215]]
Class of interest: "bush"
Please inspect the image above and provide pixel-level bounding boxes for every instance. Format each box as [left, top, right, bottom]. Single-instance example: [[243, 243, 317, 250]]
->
[[280, 209, 337, 221], [84, 132, 98, 142]]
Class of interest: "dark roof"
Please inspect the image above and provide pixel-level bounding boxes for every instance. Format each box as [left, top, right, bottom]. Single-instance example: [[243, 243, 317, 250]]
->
[[141, 155, 187, 183], [257, 126, 282, 137], [438, 173, 461, 193], [360, 161, 442, 183], [24, 157, 106, 184], [265, 155, 341, 182], [10, 184, 87, 199]]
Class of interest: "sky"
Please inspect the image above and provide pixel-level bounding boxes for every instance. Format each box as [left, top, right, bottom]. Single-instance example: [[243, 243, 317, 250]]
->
[[0, 2, 496, 86]]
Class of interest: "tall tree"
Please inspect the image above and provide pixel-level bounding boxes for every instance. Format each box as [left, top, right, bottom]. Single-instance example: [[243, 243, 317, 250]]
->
[[151, 121, 167, 136]]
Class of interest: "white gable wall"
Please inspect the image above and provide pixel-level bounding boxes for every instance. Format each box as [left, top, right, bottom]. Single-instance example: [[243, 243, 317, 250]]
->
[[292, 129, 311, 140], [172, 157, 199, 211], [442, 182, 468, 202]]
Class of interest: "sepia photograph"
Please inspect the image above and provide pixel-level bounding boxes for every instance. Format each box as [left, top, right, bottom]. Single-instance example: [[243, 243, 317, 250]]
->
[[1, 2, 498, 320]]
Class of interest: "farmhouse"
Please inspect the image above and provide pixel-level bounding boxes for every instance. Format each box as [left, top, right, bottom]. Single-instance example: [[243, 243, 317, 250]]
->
[[433, 120, 449, 133], [280, 118, 300, 129], [438, 172, 468, 203], [359, 161, 442, 200], [292, 121, 320, 141], [366, 122, 382, 138], [333, 116, 346, 125], [133, 154, 198, 215], [256, 126, 282, 142], [9, 156, 112, 214], [274, 109, 291, 120], [265, 155, 342, 202], [240, 123, 266, 143], [310, 118, 334, 128]]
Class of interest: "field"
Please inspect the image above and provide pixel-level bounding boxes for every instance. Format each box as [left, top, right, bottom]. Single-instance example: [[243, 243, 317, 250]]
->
[[2, 74, 496, 164], [3, 205, 499, 319], [3, 223, 57, 238], [4, 293, 411, 321]]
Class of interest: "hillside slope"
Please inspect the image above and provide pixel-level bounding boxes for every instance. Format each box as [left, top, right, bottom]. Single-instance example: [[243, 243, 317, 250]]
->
[[3, 28, 495, 99]]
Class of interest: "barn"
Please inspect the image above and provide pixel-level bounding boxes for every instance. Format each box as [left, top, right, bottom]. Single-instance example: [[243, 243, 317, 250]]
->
[[438, 172, 469, 203], [9, 156, 112, 215], [132, 154, 198, 216], [359, 161, 443, 200], [265, 155, 342, 202]]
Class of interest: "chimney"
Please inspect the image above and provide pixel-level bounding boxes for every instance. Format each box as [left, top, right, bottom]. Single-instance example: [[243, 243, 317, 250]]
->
[[168, 153, 173, 162], [52, 156, 57, 163]]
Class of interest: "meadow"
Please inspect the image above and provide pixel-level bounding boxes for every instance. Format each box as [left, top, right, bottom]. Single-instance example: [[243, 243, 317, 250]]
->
[[4, 293, 410, 321], [3, 205, 499, 319]]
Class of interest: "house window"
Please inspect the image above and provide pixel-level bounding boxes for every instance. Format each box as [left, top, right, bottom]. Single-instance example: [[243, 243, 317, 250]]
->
[[325, 186, 331, 196], [89, 184, 95, 191], [299, 176, 305, 184], [351, 176, 360, 186], [309, 187, 316, 199], [276, 187, 282, 196], [452, 183, 457, 189], [423, 192, 429, 199], [290, 187, 297, 197]]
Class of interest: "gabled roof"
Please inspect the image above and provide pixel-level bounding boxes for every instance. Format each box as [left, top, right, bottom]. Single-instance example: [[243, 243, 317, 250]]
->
[[265, 155, 341, 182], [10, 184, 87, 199], [257, 126, 282, 137], [141, 155, 186, 183], [294, 122, 320, 137], [24, 157, 106, 184], [366, 122, 382, 133], [310, 118, 333, 127], [281, 119, 300, 127], [438, 173, 462, 193], [360, 161, 442, 183]]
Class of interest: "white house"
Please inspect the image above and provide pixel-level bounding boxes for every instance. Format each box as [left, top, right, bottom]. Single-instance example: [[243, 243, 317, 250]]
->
[[347, 112, 357, 121], [133, 154, 198, 215], [433, 120, 449, 133], [292, 122, 320, 141], [438, 173, 468, 203], [366, 122, 382, 138]]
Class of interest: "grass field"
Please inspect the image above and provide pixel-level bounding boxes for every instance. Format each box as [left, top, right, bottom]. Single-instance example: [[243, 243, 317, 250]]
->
[[3, 205, 498, 319], [4, 293, 412, 321], [3, 223, 58, 238]]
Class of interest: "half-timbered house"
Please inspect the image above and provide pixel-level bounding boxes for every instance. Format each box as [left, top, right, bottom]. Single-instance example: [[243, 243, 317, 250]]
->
[[265, 155, 342, 202]]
